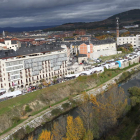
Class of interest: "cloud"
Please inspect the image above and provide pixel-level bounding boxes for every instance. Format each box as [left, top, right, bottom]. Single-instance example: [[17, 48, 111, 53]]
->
[[0, 0, 139, 27]]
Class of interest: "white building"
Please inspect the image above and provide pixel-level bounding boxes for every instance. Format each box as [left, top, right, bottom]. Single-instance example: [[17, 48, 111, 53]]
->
[[117, 35, 140, 48], [123, 25, 139, 29], [0, 39, 19, 51], [0, 44, 67, 92]]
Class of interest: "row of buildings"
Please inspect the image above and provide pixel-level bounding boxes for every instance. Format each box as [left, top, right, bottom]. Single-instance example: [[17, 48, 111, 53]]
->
[[0, 36, 118, 92], [0, 43, 67, 92], [61, 39, 117, 61]]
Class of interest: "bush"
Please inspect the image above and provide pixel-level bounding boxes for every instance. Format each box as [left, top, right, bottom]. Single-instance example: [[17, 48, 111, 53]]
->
[[51, 108, 62, 116], [13, 128, 26, 140], [25, 105, 32, 112], [38, 84, 42, 89], [62, 103, 70, 110], [25, 125, 34, 134], [9, 87, 15, 92], [107, 72, 112, 77], [128, 86, 140, 96], [12, 116, 20, 124], [117, 71, 131, 82]]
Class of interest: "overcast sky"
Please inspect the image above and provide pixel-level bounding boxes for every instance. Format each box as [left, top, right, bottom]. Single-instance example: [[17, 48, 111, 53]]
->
[[0, 0, 139, 27]]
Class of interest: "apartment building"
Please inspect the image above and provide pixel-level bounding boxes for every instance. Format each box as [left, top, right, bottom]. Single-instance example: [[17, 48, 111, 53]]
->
[[78, 39, 117, 59], [117, 35, 140, 48], [0, 43, 67, 92]]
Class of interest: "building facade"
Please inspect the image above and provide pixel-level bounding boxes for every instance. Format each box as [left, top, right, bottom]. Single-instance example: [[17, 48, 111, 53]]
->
[[78, 40, 117, 59], [117, 35, 140, 48], [0, 39, 19, 51], [0, 45, 67, 92]]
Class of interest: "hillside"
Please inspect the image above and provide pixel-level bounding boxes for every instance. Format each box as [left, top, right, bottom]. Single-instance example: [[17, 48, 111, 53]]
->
[[44, 9, 140, 31]]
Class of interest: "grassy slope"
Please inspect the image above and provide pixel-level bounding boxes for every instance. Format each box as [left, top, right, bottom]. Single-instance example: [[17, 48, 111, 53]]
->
[[0, 63, 139, 136], [99, 53, 127, 62], [0, 63, 138, 116]]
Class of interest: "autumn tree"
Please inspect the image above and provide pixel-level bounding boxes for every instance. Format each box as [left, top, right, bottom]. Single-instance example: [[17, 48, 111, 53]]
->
[[90, 85, 128, 137], [28, 135, 34, 140], [38, 130, 53, 140], [65, 116, 85, 140], [78, 92, 99, 139], [83, 130, 94, 140]]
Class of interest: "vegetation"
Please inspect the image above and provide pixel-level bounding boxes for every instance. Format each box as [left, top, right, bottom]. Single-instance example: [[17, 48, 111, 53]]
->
[[25, 125, 34, 134], [128, 86, 140, 106], [117, 44, 134, 53], [0, 63, 139, 136], [31, 88, 128, 140], [51, 108, 62, 116], [12, 117, 20, 124], [99, 53, 127, 62], [25, 105, 32, 112], [62, 103, 70, 110]]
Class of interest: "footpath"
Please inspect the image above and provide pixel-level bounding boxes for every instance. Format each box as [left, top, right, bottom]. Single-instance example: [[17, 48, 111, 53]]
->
[[1, 64, 140, 140]]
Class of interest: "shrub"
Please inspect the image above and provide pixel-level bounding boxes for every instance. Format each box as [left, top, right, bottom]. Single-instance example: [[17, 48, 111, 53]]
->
[[25, 125, 34, 134], [38, 84, 42, 89], [51, 108, 62, 116], [62, 103, 70, 110], [25, 105, 32, 112], [12, 116, 20, 124], [13, 128, 26, 140], [107, 72, 112, 77], [9, 87, 15, 92]]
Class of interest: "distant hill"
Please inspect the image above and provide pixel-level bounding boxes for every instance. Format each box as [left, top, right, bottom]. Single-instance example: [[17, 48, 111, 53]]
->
[[44, 9, 140, 31], [0, 25, 57, 33]]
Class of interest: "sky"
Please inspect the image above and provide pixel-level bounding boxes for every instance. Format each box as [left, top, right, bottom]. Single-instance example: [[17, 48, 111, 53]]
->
[[0, 0, 140, 27]]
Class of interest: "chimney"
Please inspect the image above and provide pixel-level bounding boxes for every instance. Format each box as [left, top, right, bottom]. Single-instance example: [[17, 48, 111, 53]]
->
[[116, 17, 119, 38]]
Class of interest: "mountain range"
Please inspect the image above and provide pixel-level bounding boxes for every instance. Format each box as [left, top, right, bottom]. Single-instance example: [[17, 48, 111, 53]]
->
[[1, 9, 140, 33], [44, 9, 140, 31], [0, 26, 57, 33]]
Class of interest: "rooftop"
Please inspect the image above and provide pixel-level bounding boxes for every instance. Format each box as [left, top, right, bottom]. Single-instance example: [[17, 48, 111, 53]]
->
[[0, 43, 63, 59]]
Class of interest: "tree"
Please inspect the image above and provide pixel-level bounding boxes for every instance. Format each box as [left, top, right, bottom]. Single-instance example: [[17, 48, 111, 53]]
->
[[83, 130, 94, 140], [28, 135, 33, 140], [65, 116, 85, 140], [52, 119, 66, 140], [78, 92, 99, 139], [65, 116, 75, 140], [38, 130, 53, 140], [74, 116, 86, 139], [90, 85, 128, 137]]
